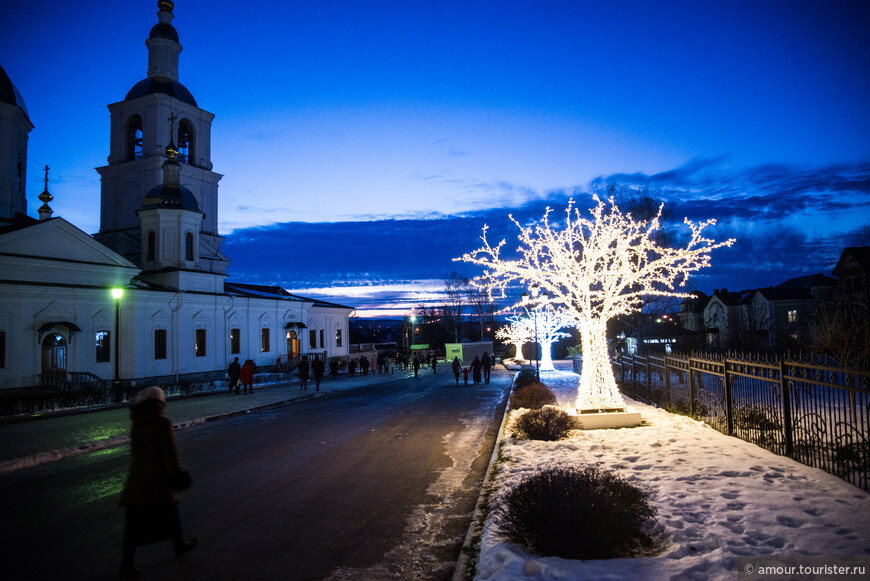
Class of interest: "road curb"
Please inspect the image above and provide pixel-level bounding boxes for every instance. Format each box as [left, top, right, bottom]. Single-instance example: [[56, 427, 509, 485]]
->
[[0, 391, 327, 475], [452, 371, 516, 581]]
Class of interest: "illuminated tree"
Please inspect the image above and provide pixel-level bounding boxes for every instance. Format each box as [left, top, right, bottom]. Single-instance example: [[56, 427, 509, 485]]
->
[[530, 304, 574, 372], [495, 312, 534, 362], [460, 196, 734, 411]]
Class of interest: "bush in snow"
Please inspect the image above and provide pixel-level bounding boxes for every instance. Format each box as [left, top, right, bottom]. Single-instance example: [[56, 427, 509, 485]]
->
[[510, 381, 557, 410], [513, 371, 542, 390], [495, 465, 664, 560], [512, 406, 573, 441]]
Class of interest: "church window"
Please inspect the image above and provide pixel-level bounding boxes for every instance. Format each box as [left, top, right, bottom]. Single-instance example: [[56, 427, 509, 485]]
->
[[185, 232, 194, 261], [195, 328, 206, 357], [788, 310, 798, 324], [154, 329, 167, 360], [320, 330, 325, 349], [335, 329, 342, 348], [261, 328, 270, 352], [17, 153, 23, 193], [127, 116, 143, 161], [178, 120, 193, 164], [230, 328, 240, 354], [95, 331, 111, 363], [147, 231, 156, 261], [309, 329, 317, 348]]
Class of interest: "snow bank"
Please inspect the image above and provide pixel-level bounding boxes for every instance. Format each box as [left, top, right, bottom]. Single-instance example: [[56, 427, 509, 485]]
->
[[476, 371, 870, 581]]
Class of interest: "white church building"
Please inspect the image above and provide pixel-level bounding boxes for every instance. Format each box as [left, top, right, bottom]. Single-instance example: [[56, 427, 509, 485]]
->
[[0, 1, 352, 392]]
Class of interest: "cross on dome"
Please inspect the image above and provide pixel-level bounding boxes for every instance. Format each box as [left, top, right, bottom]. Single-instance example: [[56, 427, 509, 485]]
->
[[38, 164, 54, 220], [165, 112, 178, 160]]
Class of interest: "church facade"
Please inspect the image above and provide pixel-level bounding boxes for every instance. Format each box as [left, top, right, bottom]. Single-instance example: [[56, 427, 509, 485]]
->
[[0, 2, 352, 391]]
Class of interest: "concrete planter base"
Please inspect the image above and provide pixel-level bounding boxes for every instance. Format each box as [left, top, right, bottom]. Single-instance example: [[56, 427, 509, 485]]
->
[[569, 407, 642, 430]]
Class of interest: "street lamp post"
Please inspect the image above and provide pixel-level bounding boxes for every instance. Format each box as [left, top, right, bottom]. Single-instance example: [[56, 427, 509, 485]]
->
[[521, 284, 549, 380], [521, 284, 541, 379], [112, 288, 123, 385]]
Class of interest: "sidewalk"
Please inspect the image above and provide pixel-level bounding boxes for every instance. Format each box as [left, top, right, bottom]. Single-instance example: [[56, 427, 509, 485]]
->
[[0, 370, 401, 474]]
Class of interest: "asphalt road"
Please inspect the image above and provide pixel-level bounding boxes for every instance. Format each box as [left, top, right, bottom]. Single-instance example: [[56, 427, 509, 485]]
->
[[2, 367, 512, 580]]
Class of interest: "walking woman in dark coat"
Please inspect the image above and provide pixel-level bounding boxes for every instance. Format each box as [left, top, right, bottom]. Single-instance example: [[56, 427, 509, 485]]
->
[[119, 386, 196, 578], [471, 355, 482, 385], [240, 359, 255, 394]]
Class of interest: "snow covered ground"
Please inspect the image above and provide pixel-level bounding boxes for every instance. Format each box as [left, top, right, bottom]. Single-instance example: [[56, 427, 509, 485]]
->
[[475, 370, 870, 580]]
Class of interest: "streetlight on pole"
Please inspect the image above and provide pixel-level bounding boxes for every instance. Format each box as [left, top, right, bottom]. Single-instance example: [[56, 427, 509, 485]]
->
[[521, 284, 541, 379], [111, 288, 123, 386], [521, 284, 550, 380]]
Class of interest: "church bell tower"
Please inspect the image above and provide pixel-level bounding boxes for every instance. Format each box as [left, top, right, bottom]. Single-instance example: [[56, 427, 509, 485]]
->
[[95, 1, 227, 276]]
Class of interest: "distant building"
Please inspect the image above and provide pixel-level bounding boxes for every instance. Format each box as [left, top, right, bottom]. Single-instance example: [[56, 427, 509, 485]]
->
[[679, 273, 839, 353], [833, 247, 870, 304], [701, 289, 745, 350], [736, 274, 835, 351], [0, 2, 352, 390]]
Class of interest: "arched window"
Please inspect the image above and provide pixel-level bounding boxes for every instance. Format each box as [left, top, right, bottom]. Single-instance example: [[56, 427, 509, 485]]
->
[[147, 231, 156, 261], [178, 120, 193, 165], [185, 232, 194, 261], [127, 116, 143, 161], [17, 152, 23, 193]]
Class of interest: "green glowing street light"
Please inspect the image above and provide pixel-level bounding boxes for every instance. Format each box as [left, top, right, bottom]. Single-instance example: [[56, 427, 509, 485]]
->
[[111, 288, 124, 384]]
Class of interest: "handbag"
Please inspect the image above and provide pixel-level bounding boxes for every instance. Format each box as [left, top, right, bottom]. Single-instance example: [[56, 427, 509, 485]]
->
[[169, 469, 192, 492]]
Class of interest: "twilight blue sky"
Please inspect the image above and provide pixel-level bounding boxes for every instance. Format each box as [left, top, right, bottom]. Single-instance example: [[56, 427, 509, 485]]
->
[[3, 1, 870, 315]]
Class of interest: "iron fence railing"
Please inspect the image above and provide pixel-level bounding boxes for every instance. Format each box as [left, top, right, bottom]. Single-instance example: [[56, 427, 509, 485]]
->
[[613, 352, 870, 491]]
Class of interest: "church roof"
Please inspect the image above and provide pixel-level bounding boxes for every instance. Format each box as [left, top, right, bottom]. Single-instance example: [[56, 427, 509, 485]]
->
[[125, 77, 197, 107], [224, 282, 354, 310], [149, 21, 179, 42], [140, 183, 201, 212], [0, 64, 31, 120]]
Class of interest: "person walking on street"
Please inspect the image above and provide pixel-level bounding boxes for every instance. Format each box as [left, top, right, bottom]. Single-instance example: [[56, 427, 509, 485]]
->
[[432, 356, 437, 374], [471, 355, 482, 385], [119, 387, 196, 578], [312, 355, 325, 391], [240, 359, 255, 394], [298, 357, 310, 390], [227, 357, 241, 394], [452, 357, 461, 385], [329, 358, 339, 378], [412, 354, 421, 377], [482, 352, 491, 384]]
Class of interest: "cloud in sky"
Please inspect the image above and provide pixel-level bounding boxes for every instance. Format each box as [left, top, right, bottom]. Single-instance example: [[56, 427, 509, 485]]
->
[[5, 1, 870, 237], [224, 159, 870, 315], [4, 2, 869, 317]]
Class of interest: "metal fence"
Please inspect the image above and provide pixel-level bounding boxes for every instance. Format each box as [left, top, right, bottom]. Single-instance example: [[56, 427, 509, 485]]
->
[[613, 352, 870, 491]]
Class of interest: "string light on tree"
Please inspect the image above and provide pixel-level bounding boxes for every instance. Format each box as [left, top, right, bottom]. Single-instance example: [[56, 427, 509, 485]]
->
[[495, 311, 535, 363], [525, 303, 573, 373], [458, 196, 734, 411]]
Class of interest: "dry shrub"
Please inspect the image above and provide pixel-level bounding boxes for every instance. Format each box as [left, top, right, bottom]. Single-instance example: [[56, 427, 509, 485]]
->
[[513, 372, 541, 390], [512, 406, 573, 441], [495, 465, 664, 560], [510, 381, 557, 410]]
